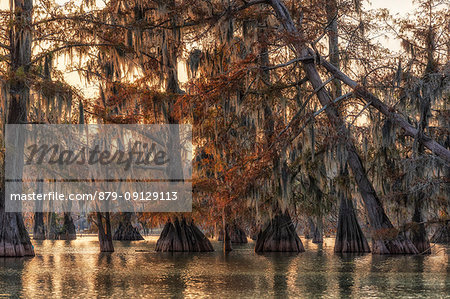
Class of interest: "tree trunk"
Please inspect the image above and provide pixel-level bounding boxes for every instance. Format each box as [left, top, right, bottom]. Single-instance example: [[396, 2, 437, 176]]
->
[[97, 212, 114, 252], [311, 216, 323, 244], [325, 0, 341, 98], [33, 181, 45, 240], [222, 208, 232, 252], [60, 213, 76, 240], [33, 212, 46, 240], [431, 221, 450, 244], [255, 211, 304, 253], [46, 212, 59, 240], [409, 200, 431, 253], [334, 195, 371, 253], [113, 212, 144, 241], [0, 0, 34, 257], [268, 0, 418, 254], [218, 223, 248, 243], [155, 217, 214, 252]]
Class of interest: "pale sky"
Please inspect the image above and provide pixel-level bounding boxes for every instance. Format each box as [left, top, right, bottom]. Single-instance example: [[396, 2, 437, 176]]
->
[[0, 0, 415, 98]]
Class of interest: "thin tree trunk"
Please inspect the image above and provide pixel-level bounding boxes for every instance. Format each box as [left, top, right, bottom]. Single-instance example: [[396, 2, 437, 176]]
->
[[222, 208, 232, 252], [33, 212, 46, 240], [0, 0, 34, 257], [325, 0, 341, 98], [311, 216, 323, 244], [268, 0, 418, 254], [33, 181, 45, 240], [97, 212, 114, 252], [407, 32, 436, 254]]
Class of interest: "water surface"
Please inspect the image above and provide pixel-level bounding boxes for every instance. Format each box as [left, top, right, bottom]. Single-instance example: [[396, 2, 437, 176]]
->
[[0, 237, 449, 298]]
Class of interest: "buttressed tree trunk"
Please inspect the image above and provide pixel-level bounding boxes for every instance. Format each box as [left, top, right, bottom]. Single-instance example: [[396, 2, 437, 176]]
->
[[155, 218, 214, 252], [334, 193, 371, 253], [218, 223, 248, 243], [255, 211, 305, 253], [0, 0, 34, 257], [326, 0, 368, 253], [113, 212, 144, 241], [267, 0, 418, 254]]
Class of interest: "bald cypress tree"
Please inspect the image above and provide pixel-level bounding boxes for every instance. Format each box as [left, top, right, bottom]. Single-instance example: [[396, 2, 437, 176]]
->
[[0, 0, 34, 257]]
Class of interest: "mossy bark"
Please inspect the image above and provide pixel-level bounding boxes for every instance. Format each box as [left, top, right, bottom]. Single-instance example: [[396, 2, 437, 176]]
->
[[0, 0, 34, 257], [269, 0, 419, 254], [431, 221, 450, 244], [113, 213, 144, 241], [334, 196, 370, 253], [409, 199, 431, 253], [97, 212, 114, 252], [255, 212, 304, 253], [59, 213, 76, 240], [218, 223, 248, 243], [309, 217, 323, 244], [155, 218, 214, 252], [33, 181, 46, 240], [0, 210, 35, 257], [33, 212, 46, 240]]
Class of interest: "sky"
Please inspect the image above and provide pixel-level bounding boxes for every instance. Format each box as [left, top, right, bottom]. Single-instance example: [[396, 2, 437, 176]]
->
[[0, 0, 415, 97]]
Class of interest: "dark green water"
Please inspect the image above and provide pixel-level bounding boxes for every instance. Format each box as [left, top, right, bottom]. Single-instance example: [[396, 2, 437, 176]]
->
[[0, 237, 449, 298]]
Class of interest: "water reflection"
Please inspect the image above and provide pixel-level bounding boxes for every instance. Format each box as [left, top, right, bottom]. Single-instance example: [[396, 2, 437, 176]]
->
[[0, 237, 448, 298], [337, 254, 356, 298]]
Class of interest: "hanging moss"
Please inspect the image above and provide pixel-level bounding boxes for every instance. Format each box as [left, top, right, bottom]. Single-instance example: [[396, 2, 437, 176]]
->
[[431, 222, 450, 244]]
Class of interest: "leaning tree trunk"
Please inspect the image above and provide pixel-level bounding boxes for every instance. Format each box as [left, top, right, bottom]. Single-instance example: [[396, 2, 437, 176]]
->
[[255, 211, 305, 253], [155, 217, 214, 252], [320, 61, 450, 164], [0, 0, 34, 257], [60, 213, 76, 240], [96, 212, 114, 252], [113, 212, 144, 241], [268, 0, 418, 254], [431, 221, 450, 244], [334, 195, 371, 253]]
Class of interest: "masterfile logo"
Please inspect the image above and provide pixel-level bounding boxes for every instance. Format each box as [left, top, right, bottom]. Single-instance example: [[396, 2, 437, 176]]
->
[[4, 124, 192, 213]]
